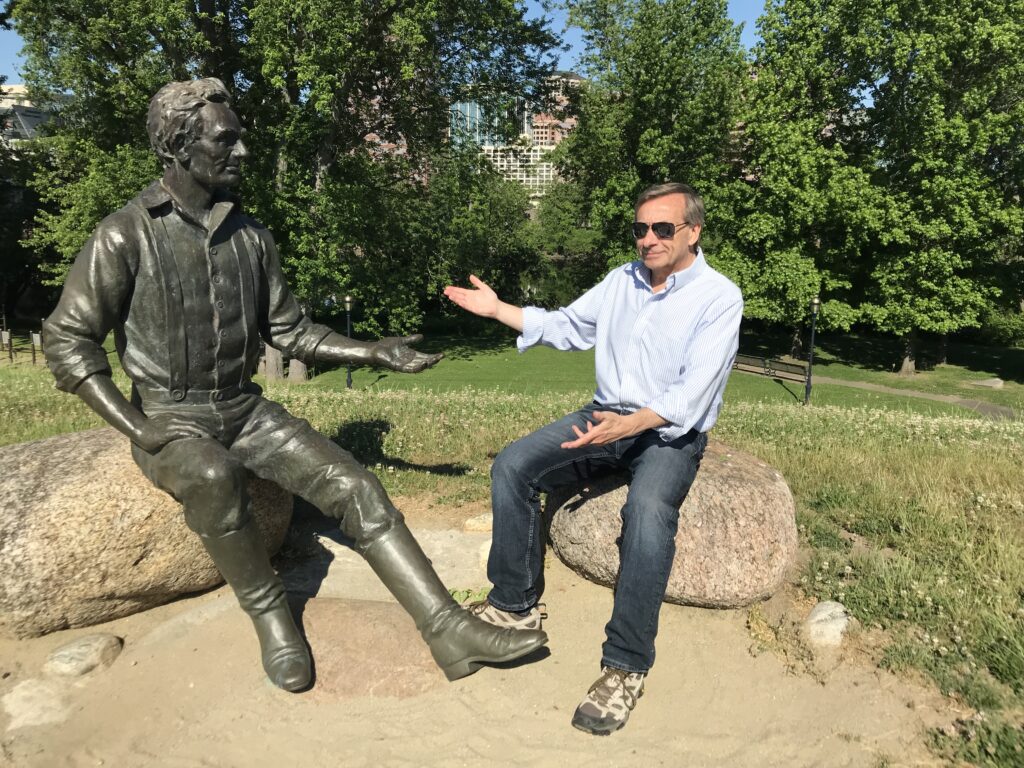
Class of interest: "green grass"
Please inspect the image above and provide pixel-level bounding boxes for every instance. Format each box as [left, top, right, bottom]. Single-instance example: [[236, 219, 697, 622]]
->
[[309, 333, 979, 417], [741, 328, 1024, 413]]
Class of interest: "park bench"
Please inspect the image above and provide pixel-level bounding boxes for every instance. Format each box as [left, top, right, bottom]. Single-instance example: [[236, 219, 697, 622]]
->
[[732, 353, 808, 384]]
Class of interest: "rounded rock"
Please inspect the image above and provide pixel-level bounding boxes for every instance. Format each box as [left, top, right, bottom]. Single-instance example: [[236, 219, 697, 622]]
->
[[0, 428, 292, 638], [43, 633, 124, 677], [546, 441, 797, 608]]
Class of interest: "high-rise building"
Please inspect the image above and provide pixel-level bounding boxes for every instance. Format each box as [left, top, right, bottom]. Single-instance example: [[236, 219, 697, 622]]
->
[[449, 72, 581, 198]]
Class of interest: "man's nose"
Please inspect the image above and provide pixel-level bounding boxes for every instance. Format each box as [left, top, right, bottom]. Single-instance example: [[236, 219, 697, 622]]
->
[[234, 140, 250, 160]]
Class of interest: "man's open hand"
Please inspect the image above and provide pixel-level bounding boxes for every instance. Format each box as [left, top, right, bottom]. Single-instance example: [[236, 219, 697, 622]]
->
[[373, 334, 443, 373], [443, 274, 499, 318]]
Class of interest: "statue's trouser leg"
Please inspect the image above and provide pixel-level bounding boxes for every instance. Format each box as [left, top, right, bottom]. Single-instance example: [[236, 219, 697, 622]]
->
[[231, 402, 548, 680], [132, 436, 311, 692], [489, 405, 707, 672]]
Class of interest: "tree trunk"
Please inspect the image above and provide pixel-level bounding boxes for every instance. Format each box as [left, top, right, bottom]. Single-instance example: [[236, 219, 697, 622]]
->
[[938, 334, 948, 365], [288, 359, 309, 382], [264, 346, 284, 381], [898, 330, 917, 376], [790, 325, 804, 359]]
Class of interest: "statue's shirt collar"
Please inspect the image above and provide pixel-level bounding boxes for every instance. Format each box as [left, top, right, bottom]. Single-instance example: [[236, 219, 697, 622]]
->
[[138, 181, 240, 237]]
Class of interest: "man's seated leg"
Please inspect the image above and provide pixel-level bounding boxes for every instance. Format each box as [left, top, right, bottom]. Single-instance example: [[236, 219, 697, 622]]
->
[[230, 399, 548, 679], [477, 405, 620, 629], [573, 429, 708, 734], [133, 436, 311, 692]]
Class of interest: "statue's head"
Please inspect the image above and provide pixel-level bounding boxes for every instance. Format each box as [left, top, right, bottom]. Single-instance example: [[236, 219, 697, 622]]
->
[[147, 78, 247, 190]]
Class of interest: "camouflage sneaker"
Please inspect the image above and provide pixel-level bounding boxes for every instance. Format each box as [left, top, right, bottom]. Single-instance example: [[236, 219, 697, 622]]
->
[[571, 666, 645, 735], [464, 600, 546, 631]]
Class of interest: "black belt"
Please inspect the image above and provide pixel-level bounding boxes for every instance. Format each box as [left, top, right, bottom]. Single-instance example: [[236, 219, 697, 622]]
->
[[135, 383, 251, 404]]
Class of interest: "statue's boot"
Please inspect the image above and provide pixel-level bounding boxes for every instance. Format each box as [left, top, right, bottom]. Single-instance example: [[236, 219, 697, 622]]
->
[[362, 523, 547, 680], [200, 522, 311, 692]]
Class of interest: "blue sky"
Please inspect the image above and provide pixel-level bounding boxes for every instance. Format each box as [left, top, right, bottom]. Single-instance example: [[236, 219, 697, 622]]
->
[[0, 0, 764, 83]]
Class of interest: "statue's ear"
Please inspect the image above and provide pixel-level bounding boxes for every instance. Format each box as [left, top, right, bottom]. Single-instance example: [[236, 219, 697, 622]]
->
[[171, 135, 191, 166]]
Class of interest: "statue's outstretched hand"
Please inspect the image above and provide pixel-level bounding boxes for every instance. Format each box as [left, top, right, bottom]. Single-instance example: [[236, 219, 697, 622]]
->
[[443, 274, 499, 318], [373, 334, 443, 373]]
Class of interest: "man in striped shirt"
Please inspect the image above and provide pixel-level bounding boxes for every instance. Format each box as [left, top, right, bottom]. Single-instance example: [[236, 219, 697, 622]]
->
[[443, 182, 743, 734]]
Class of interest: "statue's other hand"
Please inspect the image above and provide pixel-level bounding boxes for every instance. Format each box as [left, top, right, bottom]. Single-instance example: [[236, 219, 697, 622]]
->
[[134, 412, 212, 453], [374, 334, 444, 373]]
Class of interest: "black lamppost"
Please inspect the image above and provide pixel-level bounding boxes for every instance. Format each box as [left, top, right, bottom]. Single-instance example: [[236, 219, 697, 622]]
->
[[804, 296, 821, 405], [343, 294, 355, 389]]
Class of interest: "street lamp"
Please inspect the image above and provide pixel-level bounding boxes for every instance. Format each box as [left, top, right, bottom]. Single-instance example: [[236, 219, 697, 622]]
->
[[804, 296, 822, 405], [343, 294, 355, 389]]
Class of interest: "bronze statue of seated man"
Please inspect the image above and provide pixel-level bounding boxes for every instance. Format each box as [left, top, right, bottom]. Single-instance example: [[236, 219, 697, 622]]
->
[[43, 78, 546, 692]]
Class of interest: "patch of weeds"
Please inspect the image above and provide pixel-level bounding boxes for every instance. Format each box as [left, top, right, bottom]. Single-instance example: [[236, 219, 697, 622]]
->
[[930, 716, 1024, 768], [449, 586, 490, 604], [798, 511, 850, 552]]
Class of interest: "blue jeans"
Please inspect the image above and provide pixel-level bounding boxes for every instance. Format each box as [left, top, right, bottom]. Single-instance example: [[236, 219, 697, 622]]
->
[[487, 403, 708, 674]]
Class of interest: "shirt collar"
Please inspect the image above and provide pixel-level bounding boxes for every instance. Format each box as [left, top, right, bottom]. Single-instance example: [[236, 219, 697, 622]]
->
[[629, 247, 708, 293], [138, 180, 240, 237]]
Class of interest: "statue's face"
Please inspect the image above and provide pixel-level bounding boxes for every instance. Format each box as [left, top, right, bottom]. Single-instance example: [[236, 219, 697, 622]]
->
[[183, 102, 249, 190]]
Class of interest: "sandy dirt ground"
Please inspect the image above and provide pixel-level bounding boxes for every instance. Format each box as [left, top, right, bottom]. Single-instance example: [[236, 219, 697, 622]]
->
[[0, 509, 965, 768]]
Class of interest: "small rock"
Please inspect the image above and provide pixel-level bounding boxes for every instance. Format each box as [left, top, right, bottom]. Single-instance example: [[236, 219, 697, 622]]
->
[[463, 513, 493, 533], [1, 678, 69, 730], [804, 601, 851, 648], [969, 378, 1004, 389], [43, 634, 123, 677]]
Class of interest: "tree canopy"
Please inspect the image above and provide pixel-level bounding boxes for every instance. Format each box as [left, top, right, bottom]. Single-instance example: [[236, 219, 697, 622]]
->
[[9, 0, 559, 332]]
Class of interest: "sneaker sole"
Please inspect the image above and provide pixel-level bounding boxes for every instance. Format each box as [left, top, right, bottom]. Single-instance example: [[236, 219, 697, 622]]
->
[[570, 712, 625, 735]]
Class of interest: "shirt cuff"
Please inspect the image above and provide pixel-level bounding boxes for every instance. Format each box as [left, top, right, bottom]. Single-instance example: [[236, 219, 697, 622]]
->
[[646, 400, 687, 442], [516, 307, 546, 352]]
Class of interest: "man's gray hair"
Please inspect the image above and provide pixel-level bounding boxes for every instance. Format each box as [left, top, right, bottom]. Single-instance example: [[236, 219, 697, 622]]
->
[[635, 182, 705, 230], [147, 78, 231, 167]]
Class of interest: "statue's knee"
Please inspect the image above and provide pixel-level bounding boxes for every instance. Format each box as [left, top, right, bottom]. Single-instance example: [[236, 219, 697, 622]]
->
[[175, 456, 243, 501]]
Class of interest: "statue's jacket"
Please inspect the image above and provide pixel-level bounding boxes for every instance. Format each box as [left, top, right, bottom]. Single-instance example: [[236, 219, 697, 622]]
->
[[44, 182, 333, 404]]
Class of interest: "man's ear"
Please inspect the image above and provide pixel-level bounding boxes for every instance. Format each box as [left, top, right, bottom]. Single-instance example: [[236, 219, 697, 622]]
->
[[689, 223, 702, 247]]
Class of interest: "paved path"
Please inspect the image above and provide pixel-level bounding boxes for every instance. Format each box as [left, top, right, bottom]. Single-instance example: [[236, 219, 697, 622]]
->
[[811, 375, 1017, 421]]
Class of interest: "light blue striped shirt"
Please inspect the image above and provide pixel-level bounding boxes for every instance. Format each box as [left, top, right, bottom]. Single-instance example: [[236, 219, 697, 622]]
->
[[518, 250, 743, 441]]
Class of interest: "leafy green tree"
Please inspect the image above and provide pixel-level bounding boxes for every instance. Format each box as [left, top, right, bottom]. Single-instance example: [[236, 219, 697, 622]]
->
[[856, 0, 1024, 373], [8, 0, 559, 332], [525, 180, 606, 306], [557, 0, 747, 269], [713, 0, 883, 354]]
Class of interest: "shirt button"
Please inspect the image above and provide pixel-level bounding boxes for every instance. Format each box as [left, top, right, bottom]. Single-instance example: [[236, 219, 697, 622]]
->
[[171, 389, 185, 401], [217, 360, 224, 367], [219, 330, 227, 337], [212, 276, 222, 284], [216, 301, 225, 309], [210, 248, 218, 256]]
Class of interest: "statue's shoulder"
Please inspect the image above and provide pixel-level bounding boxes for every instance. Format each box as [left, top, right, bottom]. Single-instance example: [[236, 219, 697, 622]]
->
[[96, 181, 164, 234]]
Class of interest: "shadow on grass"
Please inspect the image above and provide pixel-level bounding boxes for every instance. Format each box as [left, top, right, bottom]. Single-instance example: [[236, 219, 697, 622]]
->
[[330, 419, 471, 477], [740, 326, 1024, 383], [409, 332, 516, 362]]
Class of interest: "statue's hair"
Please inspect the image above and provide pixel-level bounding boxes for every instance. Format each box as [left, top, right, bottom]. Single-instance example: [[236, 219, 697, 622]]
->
[[634, 182, 705, 231], [147, 78, 231, 167]]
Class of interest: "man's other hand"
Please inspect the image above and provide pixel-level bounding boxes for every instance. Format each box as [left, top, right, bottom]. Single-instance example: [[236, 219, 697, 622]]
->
[[559, 409, 667, 449], [134, 413, 211, 453], [373, 334, 443, 373], [443, 274, 499, 318]]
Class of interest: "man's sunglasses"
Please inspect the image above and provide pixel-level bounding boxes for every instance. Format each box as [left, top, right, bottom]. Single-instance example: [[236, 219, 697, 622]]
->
[[631, 221, 689, 240]]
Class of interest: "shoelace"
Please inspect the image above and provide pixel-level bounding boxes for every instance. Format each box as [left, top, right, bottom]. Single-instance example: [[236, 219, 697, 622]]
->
[[589, 668, 639, 709], [466, 601, 547, 619]]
